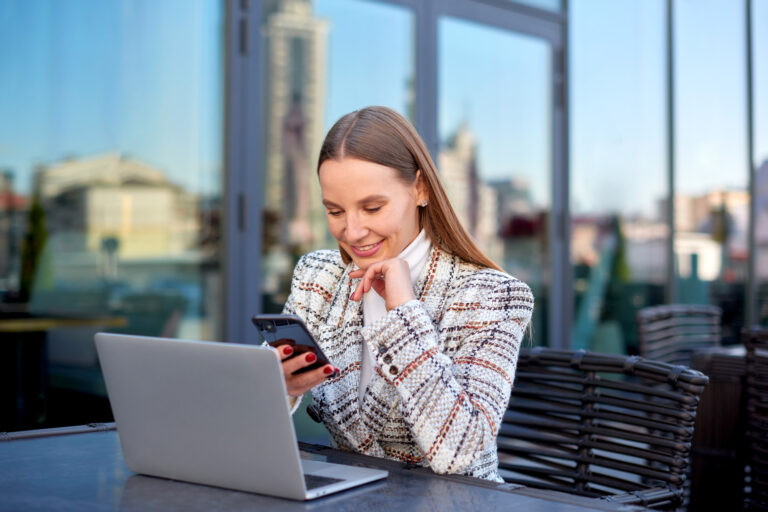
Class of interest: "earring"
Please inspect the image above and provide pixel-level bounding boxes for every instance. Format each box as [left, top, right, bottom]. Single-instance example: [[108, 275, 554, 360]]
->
[[420, 201, 428, 207]]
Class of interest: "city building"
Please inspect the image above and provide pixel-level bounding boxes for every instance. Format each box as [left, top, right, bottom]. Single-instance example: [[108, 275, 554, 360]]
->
[[34, 152, 199, 262], [439, 123, 502, 265], [0, 170, 27, 294]]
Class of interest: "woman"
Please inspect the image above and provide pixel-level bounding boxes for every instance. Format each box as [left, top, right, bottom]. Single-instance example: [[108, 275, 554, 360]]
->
[[275, 106, 533, 482]]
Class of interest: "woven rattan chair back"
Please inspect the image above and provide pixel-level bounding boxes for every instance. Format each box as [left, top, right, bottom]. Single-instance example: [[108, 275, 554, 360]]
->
[[636, 304, 722, 366], [744, 327, 768, 511], [498, 348, 709, 510]]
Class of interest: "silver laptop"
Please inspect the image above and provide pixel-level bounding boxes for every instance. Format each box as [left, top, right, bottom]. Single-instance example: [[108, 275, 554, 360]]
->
[[94, 332, 387, 500]]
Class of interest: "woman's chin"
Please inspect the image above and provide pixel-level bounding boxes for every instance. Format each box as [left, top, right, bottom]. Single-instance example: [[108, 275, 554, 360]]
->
[[349, 255, 387, 271], [351, 258, 371, 270]]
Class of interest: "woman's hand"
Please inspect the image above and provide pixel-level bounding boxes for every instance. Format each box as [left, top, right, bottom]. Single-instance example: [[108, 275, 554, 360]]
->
[[348, 258, 415, 311], [276, 343, 337, 397]]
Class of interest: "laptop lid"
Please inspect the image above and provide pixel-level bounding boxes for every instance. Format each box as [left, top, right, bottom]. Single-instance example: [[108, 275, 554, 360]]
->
[[95, 332, 310, 499]]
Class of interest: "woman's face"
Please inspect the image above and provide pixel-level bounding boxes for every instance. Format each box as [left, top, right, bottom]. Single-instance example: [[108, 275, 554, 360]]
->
[[318, 157, 426, 270]]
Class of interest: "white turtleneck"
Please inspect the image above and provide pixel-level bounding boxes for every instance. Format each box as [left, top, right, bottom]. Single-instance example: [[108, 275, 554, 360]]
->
[[359, 229, 432, 403]]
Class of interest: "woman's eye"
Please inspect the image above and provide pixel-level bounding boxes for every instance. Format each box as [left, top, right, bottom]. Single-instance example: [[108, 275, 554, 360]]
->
[[327, 210, 343, 217], [364, 207, 381, 214]]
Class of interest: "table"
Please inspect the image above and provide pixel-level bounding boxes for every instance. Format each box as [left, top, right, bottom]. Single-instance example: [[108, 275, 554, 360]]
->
[[689, 345, 748, 512], [0, 316, 128, 333], [0, 315, 127, 431], [0, 424, 645, 512]]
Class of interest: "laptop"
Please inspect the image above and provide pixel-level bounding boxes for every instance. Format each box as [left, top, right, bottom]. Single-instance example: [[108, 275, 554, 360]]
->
[[94, 332, 388, 500]]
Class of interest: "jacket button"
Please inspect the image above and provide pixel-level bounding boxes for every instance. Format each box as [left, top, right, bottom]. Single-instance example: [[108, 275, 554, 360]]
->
[[383, 354, 392, 364], [389, 365, 399, 375]]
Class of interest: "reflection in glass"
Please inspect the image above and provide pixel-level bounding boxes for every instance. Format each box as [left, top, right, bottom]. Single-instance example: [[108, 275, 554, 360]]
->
[[754, 0, 768, 324], [439, 17, 551, 346], [675, 0, 747, 342], [260, 0, 414, 443], [262, 0, 330, 312], [569, 0, 667, 353], [0, 1, 224, 430]]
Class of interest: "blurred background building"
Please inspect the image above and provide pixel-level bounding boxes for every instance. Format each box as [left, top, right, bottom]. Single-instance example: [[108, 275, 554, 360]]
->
[[0, 0, 766, 436]]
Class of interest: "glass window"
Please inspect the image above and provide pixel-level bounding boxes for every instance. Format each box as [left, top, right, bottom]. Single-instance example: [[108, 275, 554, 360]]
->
[[261, 0, 413, 313], [438, 16, 552, 346], [569, 0, 667, 354], [260, 0, 414, 442], [754, 0, 768, 324], [0, 0, 225, 430], [674, 0, 747, 342]]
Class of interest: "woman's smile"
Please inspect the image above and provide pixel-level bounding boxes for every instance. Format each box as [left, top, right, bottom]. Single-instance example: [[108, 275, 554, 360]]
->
[[350, 240, 383, 258]]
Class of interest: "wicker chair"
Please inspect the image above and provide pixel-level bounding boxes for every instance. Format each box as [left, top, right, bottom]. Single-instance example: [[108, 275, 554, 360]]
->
[[498, 347, 709, 510], [744, 327, 768, 511], [636, 304, 722, 366]]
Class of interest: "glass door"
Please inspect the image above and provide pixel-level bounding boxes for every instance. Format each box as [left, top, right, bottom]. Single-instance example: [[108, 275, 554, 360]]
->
[[435, 1, 565, 347]]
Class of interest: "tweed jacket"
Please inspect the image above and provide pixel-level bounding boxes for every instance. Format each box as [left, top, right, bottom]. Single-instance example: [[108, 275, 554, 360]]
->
[[282, 246, 533, 481]]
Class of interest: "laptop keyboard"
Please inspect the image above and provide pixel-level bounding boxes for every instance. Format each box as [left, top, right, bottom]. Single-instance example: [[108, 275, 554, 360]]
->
[[304, 473, 345, 490]]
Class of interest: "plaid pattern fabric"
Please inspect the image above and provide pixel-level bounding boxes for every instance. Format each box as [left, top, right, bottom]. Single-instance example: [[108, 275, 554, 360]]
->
[[283, 247, 533, 481]]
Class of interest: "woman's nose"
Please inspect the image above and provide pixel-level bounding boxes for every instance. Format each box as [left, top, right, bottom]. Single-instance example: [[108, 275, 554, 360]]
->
[[345, 214, 368, 241]]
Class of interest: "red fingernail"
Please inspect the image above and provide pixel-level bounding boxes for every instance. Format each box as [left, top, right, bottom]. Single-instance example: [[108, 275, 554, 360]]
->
[[282, 346, 293, 355], [323, 366, 334, 375], [306, 353, 317, 363]]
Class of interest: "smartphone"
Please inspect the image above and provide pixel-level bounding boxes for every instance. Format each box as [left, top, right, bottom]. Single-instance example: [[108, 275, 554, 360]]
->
[[251, 314, 335, 375]]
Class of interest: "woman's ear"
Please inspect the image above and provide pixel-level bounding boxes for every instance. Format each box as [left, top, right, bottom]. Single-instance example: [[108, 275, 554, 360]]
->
[[415, 170, 428, 205]]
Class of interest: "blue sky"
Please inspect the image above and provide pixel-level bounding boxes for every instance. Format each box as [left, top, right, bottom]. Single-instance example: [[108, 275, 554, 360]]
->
[[755, 0, 768, 167], [0, 0, 223, 195], [570, 0, 667, 217], [0, 0, 765, 217], [570, 0, 767, 217], [439, 17, 551, 208], [316, 0, 413, 126], [675, 0, 748, 196]]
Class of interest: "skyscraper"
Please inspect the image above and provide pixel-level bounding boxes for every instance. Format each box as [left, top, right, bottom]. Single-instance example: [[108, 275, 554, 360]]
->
[[263, 0, 329, 253], [438, 123, 501, 265]]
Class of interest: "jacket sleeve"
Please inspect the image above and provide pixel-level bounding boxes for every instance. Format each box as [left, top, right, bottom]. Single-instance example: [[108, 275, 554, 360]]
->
[[361, 275, 533, 475]]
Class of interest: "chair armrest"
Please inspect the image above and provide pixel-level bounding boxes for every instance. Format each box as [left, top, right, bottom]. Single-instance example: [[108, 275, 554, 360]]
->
[[600, 487, 682, 510]]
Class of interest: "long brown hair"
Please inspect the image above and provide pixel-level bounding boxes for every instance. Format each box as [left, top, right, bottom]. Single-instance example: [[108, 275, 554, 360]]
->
[[317, 106, 502, 272]]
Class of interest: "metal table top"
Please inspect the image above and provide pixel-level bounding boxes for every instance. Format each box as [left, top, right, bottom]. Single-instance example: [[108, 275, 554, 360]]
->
[[0, 424, 644, 512]]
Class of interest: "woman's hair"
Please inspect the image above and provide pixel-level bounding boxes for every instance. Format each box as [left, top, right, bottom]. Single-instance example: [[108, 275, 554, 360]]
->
[[317, 106, 502, 272]]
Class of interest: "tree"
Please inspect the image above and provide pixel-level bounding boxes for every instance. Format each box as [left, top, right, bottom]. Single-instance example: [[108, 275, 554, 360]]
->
[[19, 195, 48, 302]]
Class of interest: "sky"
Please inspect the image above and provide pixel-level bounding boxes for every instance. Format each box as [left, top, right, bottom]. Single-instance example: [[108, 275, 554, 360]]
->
[[570, 0, 768, 217], [755, 0, 768, 167], [315, 0, 413, 127], [0, 0, 765, 218], [0, 0, 224, 196], [675, 0, 749, 195], [569, 0, 667, 217], [439, 17, 551, 209]]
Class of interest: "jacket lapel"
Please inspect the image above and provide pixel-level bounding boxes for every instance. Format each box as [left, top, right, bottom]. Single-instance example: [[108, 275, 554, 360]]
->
[[414, 247, 456, 325]]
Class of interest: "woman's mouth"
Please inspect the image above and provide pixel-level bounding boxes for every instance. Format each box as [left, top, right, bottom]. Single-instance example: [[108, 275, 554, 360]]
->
[[350, 240, 383, 258]]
